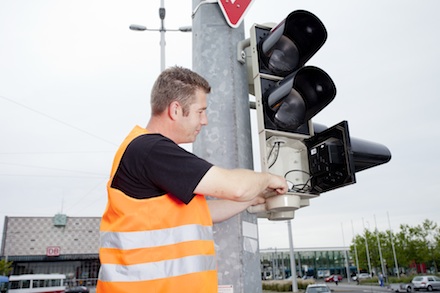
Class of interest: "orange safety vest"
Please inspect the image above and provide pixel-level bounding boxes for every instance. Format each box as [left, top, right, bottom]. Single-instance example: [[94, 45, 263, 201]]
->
[[97, 126, 217, 293]]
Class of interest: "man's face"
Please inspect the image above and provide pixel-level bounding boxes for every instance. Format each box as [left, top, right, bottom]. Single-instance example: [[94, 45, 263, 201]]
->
[[177, 89, 208, 143]]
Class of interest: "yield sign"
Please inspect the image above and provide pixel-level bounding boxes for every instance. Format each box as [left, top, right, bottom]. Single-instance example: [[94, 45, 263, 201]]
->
[[218, 0, 255, 28]]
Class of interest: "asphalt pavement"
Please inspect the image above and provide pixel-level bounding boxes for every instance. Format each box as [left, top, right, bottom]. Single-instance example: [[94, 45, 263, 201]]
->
[[263, 281, 391, 293], [88, 281, 391, 293]]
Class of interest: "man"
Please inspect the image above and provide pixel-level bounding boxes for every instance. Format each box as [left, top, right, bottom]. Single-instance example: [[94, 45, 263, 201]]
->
[[97, 66, 288, 292], [333, 274, 339, 285]]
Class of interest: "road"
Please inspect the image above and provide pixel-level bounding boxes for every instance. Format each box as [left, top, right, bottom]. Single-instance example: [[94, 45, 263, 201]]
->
[[88, 281, 391, 293], [263, 282, 392, 293]]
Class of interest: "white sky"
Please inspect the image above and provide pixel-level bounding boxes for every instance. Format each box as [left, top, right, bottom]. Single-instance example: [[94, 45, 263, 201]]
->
[[1, 0, 439, 250]]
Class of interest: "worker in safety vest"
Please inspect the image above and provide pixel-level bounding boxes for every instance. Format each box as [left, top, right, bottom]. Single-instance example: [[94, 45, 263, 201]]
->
[[97, 66, 288, 293]]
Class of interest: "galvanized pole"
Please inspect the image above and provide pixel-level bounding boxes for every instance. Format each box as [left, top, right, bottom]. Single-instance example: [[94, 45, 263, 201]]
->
[[192, 1, 261, 292], [387, 212, 400, 278], [351, 220, 361, 276], [288, 220, 299, 292], [362, 218, 373, 276], [159, 0, 165, 71], [341, 222, 351, 283], [374, 215, 386, 283]]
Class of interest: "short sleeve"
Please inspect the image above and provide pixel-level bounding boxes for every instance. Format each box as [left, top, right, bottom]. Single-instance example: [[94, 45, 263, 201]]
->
[[111, 134, 213, 204]]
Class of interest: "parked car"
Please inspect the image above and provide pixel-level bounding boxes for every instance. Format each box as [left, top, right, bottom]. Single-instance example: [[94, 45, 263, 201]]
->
[[305, 284, 333, 293], [325, 274, 342, 283], [65, 286, 90, 293], [411, 275, 440, 291], [389, 282, 413, 293], [352, 273, 372, 281]]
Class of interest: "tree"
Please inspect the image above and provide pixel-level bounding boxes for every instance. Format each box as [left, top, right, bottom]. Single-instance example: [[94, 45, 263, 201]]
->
[[0, 259, 12, 276], [350, 219, 440, 275]]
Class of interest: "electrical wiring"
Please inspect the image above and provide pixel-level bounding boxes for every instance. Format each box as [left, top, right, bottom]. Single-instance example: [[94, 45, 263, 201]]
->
[[267, 141, 282, 168], [284, 169, 312, 193]]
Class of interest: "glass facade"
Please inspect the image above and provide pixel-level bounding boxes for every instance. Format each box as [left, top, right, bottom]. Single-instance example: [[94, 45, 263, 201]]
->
[[260, 248, 357, 280], [7, 257, 100, 287]]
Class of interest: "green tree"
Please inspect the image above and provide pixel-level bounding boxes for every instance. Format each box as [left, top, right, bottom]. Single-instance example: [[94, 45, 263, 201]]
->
[[350, 219, 440, 275], [0, 259, 12, 276]]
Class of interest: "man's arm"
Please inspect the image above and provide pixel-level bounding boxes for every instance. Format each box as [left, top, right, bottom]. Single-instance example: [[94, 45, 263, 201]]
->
[[195, 166, 288, 202], [207, 197, 266, 223]]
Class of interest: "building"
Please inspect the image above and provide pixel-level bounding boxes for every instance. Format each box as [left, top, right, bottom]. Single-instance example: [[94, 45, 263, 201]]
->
[[0, 215, 100, 286], [259, 247, 356, 280]]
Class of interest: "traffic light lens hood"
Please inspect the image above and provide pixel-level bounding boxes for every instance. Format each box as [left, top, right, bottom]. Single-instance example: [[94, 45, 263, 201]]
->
[[259, 10, 328, 77], [284, 10, 327, 68], [293, 66, 336, 122], [261, 35, 300, 77], [263, 67, 336, 132], [274, 88, 306, 130]]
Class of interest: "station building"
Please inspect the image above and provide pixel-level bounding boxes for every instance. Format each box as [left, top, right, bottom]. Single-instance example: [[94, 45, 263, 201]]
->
[[0, 215, 100, 286]]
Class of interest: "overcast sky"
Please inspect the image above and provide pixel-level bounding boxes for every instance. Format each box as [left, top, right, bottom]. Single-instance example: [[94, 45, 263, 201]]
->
[[1, 0, 439, 250]]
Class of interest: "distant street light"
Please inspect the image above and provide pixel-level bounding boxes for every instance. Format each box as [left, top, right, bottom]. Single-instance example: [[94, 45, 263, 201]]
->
[[363, 218, 373, 277], [129, 0, 192, 71]]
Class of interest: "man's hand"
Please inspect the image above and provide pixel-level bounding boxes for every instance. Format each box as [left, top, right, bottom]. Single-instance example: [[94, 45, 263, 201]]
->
[[261, 173, 289, 198]]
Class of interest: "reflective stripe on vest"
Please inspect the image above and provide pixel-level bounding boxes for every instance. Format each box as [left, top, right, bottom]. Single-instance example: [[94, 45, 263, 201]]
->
[[100, 224, 213, 249], [99, 254, 216, 282]]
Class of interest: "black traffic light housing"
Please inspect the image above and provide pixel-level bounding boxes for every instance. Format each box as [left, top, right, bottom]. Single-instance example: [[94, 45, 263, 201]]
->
[[253, 10, 336, 135], [241, 10, 391, 220]]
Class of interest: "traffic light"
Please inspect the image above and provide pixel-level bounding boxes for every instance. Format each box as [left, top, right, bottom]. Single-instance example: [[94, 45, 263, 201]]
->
[[249, 10, 336, 135], [240, 10, 391, 220]]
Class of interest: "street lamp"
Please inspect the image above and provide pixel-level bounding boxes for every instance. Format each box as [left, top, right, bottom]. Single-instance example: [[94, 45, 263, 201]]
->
[[363, 218, 373, 277], [129, 0, 192, 72]]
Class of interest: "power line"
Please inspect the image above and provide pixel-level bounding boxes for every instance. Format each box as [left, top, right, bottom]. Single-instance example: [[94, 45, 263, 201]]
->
[[0, 95, 117, 146]]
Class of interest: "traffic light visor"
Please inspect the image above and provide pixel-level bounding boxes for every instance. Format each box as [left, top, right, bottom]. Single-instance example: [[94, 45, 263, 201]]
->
[[263, 66, 336, 132], [259, 10, 328, 77]]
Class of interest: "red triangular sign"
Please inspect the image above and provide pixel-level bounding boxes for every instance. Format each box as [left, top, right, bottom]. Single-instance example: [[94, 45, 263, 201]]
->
[[218, 0, 255, 28]]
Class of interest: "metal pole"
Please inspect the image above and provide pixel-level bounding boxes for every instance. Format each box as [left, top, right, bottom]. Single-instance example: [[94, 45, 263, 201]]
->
[[341, 223, 350, 283], [288, 220, 299, 292], [159, 0, 166, 71], [130, 0, 191, 72], [374, 215, 386, 283], [362, 218, 373, 276], [351, 220, 360, 276], [192, 1, 260, 292], [387, 212, 400, 278]]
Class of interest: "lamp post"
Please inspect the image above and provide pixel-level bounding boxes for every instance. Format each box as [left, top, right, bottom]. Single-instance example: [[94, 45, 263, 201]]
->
[[351, 220, 361, 276], [387, 212, 400, 278], [129, 0, 191, 71], [288, 220, 299, 292], [374, 215, 386, 284], [363, 218, 373, 277]]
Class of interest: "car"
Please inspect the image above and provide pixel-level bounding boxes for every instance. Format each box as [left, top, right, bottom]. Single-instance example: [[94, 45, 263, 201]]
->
[[325, 274, 343, 282], [352, 273, 372, 281], [65, 286, 90, 293], [390, 283, 413, 292], [411, 275, 440, 291], [305, 284, 333, 293]]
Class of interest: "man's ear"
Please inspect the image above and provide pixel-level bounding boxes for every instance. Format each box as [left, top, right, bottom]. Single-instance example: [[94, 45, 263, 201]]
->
[[169, 101, 180, 120]]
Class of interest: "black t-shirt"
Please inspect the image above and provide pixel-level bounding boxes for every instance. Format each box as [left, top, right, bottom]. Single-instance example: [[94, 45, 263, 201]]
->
[[111, 133, 213, 204]]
